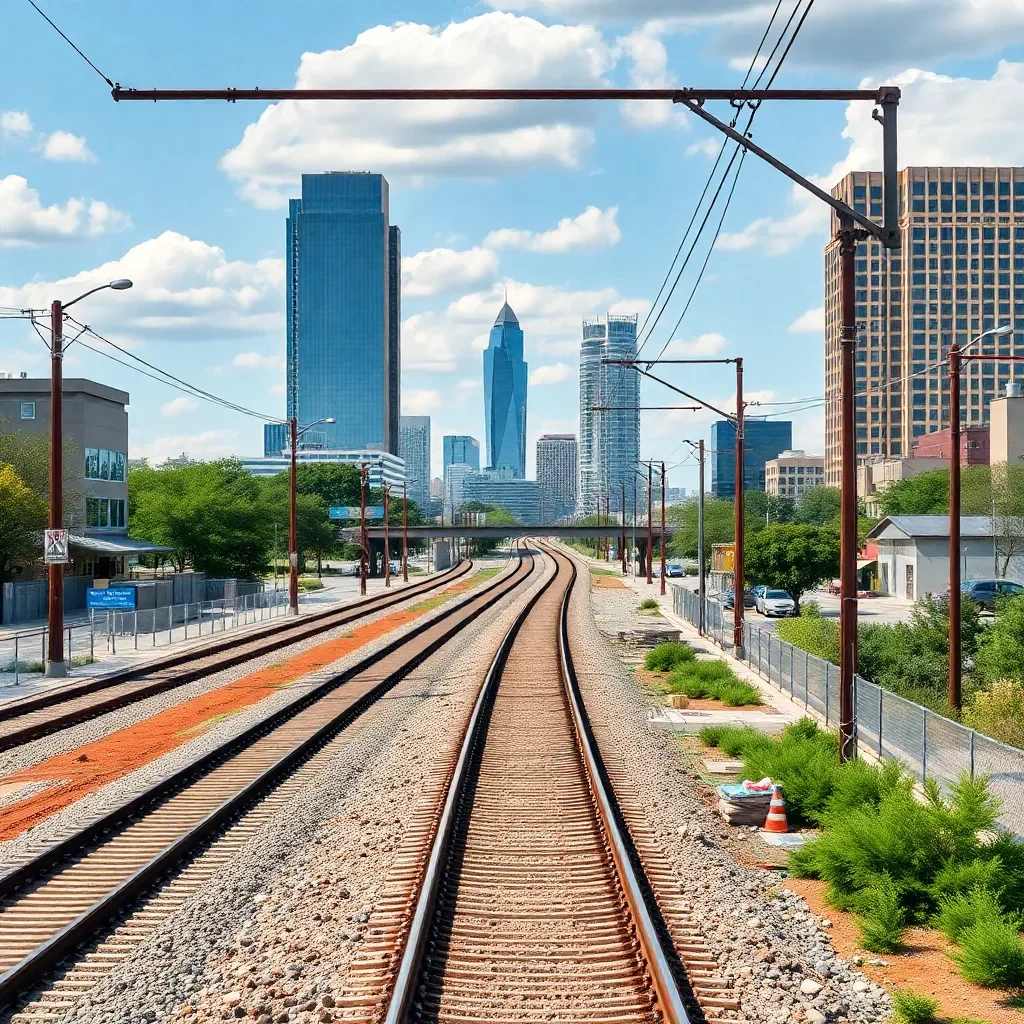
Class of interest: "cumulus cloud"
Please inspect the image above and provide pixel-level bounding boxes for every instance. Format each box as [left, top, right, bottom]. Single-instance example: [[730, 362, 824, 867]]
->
[[615, 22, 678, 128], [0, 231, 284, 338], [402, 389, 445, 415], [685, 138, 720, 160], [220, 13, 616, 208], [0, 175, 130, 247], [233, 352, 286, 371], [161, 396, 198, 417], [1, 110, 32, 139], [484, 206, 620, 253], [789, 307, 825, 334], [131, 429, 242, 464], [664, 332, 728, 357], [402, 246, 499, 298], [529, 362, 573, 385], [41, 130, 95, 162], [718, 62, 1024, 256], [642, 387, 776, 444]]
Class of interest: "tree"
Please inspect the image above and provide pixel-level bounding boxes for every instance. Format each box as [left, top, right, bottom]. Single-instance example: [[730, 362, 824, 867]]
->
[[294, 463, 363, 509], [666, 496, 735, 574], [0, 464, 48, 587], [743, 489, 794, 532], [129, 460, 272, 577], [259, 477, 336, 576], [974, 594, 1024, 684], [0, 419, 83, 527], [793, 486, 842, 528], [743, 523, 840, 612], [877, 468, 949, 516], [989, 463, 1024, 577], [459, 501, 520, 555]]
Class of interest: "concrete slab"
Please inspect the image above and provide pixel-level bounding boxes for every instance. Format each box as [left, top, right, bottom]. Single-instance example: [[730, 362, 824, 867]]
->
[[648, 707, 790, 734], [702, 758, 744, 774]]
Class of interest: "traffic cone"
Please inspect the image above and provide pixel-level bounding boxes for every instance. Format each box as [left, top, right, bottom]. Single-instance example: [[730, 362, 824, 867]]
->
[[763, 784, 789, 834]]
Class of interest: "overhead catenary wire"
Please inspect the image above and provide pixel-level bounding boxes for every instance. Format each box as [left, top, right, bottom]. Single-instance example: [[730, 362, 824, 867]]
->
[[23, 0, 115, 87]]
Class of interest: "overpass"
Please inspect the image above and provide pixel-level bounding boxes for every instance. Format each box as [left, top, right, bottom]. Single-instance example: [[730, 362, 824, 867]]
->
[[343, 525, 679, 541]]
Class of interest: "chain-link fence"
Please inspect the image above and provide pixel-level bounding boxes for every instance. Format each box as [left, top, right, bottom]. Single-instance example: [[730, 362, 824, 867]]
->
[[673, 585, 1024, 835], [0, 589, 290, 688]]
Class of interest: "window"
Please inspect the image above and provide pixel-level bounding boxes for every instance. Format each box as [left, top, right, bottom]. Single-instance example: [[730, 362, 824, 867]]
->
[[20, 402, 35, 420], [84, 448, 127, 482], [86, 497, 126, 529]]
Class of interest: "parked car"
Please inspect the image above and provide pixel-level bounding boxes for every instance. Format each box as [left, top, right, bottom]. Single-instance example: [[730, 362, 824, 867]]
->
[[721, 589, 756, 610], [665, 563, 685, 578], [957, 578, 1024, 612], [750, 584, 768, 601], [755, 588, 797, 617]]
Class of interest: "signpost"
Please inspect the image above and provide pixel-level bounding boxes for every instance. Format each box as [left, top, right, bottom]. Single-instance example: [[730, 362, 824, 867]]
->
[[44, 529, 68, 564], [87, 587, 136, 610], [329, 506, 385, 520]]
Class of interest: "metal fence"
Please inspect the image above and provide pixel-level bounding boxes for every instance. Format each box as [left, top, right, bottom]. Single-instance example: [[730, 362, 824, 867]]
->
[[673, 585, 1024, 835], [0, 589, 290, 688]]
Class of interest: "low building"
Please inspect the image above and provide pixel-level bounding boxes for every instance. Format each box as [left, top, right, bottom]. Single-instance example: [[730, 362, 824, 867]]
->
[[857, 456, 950, 519], [990, 381, 1024, 464], [764, 450, 825, 498], [910, 424, 990, 464], [461, 472, 540, 525], [240, 449, 406, 489], [866, 515, 1024, 601]]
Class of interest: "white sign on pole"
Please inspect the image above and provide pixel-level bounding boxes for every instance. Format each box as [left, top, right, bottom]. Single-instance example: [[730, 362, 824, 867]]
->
[[44, 529, 69, 564]]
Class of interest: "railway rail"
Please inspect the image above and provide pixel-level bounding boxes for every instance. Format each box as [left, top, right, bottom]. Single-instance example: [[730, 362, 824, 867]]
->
[[0, 560, 471, 753], [0, 545, 538, 1016]]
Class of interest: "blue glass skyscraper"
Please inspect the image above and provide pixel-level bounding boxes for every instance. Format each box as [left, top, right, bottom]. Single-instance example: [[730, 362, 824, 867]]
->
[[710, 418, 793, 497], [286, 172, 400, 453], [483, 301, 527, 477]]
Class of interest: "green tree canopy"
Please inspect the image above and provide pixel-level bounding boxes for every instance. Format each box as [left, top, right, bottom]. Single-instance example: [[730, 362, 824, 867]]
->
[[877, 468, 950, 516], [0, 419, 83, 527], [0, 464, 49, 585], [974, 594, 1024, 684], [666, 496, 735, 572], [459, 501, 520, 555], [793, 486, 842, 528], [743, 489, 794, 531], [743, 523, 840, 611]]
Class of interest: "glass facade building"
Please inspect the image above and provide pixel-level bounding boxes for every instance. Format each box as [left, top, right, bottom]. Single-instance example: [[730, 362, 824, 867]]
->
[[536, 434, 578, 522], [461, 472, 539, 525], [263, 422, 289, 457], [442, 434, 481, 477], [710, 418, 793, 497], [579, 314, 639, 515], [483, 302, 527, 477], [399, 415, 431, 513], [286, 172, 401, 454]]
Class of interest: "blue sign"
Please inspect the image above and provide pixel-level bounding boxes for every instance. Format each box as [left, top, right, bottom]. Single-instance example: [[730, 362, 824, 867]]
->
[[329, 506, 386, 520], [87, 587, 136, 610]]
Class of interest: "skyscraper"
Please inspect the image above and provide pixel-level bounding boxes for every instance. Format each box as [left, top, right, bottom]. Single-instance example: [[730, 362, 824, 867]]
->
[[399, 415, 430, 512], [825, 166, 1024, 486], [483, 301, 527, 477], [710, 418, 793, 497], [579, 314, 639, 515], [536, 434, 578, 522], [286, 172, 401, 454], [442, 435, 481, 478]]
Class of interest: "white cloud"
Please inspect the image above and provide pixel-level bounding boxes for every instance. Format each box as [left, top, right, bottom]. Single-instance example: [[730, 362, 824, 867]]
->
[[642, 387, 776, 445], [402, 389, 444, 415], [1, 110, 32, 139], [161, 396, 198, 417], [41, 130, 95, 162], [0, 232, 284, 339], [269, 382, 286, 396], [0, 175, 130, 247], [664, 332, 727, 357], [220, 13, 616, 208], [788, 307, 825, 334], [615, 22, 678, 128], [685, 138, 720, 160], [484, 206, 620, 253], [457, 378, 482, 391], [233, 352, 286, 371], [402, 246, 498, 298], [131, 429, 242, 464], [718, 62, 1024, 256], [529, 362, 573, 385]]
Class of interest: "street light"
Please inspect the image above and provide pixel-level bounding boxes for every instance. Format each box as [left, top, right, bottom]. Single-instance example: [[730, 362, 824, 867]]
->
[[45, 279, 133, 678], [948, 322, 1015, 709], [288, 415, 335, 616]]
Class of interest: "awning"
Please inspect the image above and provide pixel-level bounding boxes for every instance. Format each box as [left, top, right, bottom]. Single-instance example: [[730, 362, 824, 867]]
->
[[856, 558, 877, 571], [68, 532, 175, 555]]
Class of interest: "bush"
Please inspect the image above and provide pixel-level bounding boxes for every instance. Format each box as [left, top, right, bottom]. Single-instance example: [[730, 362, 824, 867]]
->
[[857, 873, 907, 952], [698, 724, 728, 747], [952, 915, 1024, 988], [930, 858, 1006, 906], [715, 725, 770, 759], [776, 614, 841, 664], [933, 887, 1007, 944], [298, 578, 324, 591], [963, 679, 1024, 748], [801, 600, 822, 617], [891, 988, 939, 1024], [665, 661, 762, 706], [716, 680, 765, 706], [974, 594, 1024, 685], [639, 598, 660, 610], [644, 642, 695, 672]]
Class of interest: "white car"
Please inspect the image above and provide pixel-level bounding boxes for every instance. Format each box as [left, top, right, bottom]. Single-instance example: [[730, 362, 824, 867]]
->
[[756, 588, 797, 617]]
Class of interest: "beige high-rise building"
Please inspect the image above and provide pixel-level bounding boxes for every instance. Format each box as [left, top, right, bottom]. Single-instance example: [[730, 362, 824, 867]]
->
[[824, 167, 1024, 486], [764, 450, 826, 498]]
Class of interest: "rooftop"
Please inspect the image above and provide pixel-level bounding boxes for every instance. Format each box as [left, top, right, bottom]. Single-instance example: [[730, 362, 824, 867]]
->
[[866, 515, 1024, 540], [0, 377, 129, 406], [493, 301, 519, 326]]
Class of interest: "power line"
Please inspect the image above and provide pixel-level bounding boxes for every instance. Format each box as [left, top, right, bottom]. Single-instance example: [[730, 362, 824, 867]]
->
[[23, 0, 114, 88]]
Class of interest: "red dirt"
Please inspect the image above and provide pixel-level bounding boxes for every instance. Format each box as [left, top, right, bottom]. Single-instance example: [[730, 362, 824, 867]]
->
[[591, 575, 627, 589], [0, 574, 481, 842], [785, 878, 1022, 1024]]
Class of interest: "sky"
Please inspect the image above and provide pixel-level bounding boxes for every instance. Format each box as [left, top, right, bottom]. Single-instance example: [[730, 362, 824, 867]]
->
[[2, 0, 1024, 491]]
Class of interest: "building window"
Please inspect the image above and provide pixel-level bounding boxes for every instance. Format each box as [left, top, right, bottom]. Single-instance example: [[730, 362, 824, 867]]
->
[[20, 402, 35, 420], [84, 448, 127, 482], [86, 496, 126, 530]]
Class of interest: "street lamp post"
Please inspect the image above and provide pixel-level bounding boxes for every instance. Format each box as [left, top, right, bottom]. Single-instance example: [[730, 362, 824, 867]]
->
[[43, 279, 132, 678], [402, 480, 409, 583], [288, 415, 335, 616], [359, 464, 369, 595]]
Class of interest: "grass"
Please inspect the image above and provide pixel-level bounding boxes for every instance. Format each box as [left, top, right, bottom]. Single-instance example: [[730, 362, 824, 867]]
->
[[298, 578, 325, 591], [644, 642, 695, 672], [589, 566, 621, 576], [638, 598, 662, 616], [891, 988, 939, 1024], [408, 567, 500, 613], [664, 659, 763, 707], [1, 659, 45, 674]]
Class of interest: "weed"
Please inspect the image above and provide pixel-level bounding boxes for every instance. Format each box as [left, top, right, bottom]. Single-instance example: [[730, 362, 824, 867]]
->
[[0, 660, 45, 673], [856, 873, 907, 953], [716, 680, 764, 706], [891, 988, 939, 1024], [644, 642, 695, 673], [638, 598, 661, 613], [952, 915, 1024, 988], [698, 725, 728, 747]]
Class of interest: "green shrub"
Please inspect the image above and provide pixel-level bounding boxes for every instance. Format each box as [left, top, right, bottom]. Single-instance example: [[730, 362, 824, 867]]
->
[[952, 915, 1024, 988], [716, 726, 770, 759], [933, 887, 1007, 944], [930, 858, 1006, 905], [644, 641, 695, 672], [974, 594, 1024, 685], [672, 674, 715, 699], [963, 679, 1024, 748], [698, 725, 728, 747], [665, 661, 762, 706], [639, 598, 660, 610], [800, 600, 822, 618], [716, 680, 764, 706], [857, 873, 907, 952], [891, 988, 939, 1024], [776, 614, 841, 664]]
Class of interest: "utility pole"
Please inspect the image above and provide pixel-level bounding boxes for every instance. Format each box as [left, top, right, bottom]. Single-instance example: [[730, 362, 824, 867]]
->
[[402, 480, 409, 583], [632, 480, 637, 577], [660, 461, 666, 597], [605, 493, 611, 562], [383, 484, 391, 588], [698, 441, 706, 634], [359, 463, 368, 596], [948, 341, 962, 713], [646, 463, 653, 585], [288, 417, 299, 616], [47, 301, 65, 676], [620, 481, 627, 575], [733, 358, 745, 656]]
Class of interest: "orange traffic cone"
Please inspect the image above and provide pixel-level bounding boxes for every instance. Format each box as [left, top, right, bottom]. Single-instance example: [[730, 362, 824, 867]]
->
[[763, 784, 789, 833]]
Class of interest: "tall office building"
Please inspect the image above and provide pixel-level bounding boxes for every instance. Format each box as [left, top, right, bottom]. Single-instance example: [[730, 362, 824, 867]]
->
[[462, 473, 539, 526], [579, 314, 640, 515], [442, 434, 481, 478], [710, 418, 793, 497], [399, 415, 430, 512], [286, 172, 401, 454], [483, 301, 527, 477], [825, 166, 1024, 486], [263, 422, 289, 457], [536, 434, 578, 522]]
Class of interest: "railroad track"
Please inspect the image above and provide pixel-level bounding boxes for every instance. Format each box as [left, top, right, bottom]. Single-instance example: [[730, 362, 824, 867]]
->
[[0, 544, 540, 1017], [0, 560, 471, 752]]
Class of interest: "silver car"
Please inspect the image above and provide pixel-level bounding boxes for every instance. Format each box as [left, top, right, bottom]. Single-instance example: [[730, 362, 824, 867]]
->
[[756, 588, 797, 617]]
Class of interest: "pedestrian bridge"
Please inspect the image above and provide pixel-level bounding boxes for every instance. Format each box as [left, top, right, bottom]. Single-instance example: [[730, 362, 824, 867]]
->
[[346, 525, 679, 541]]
